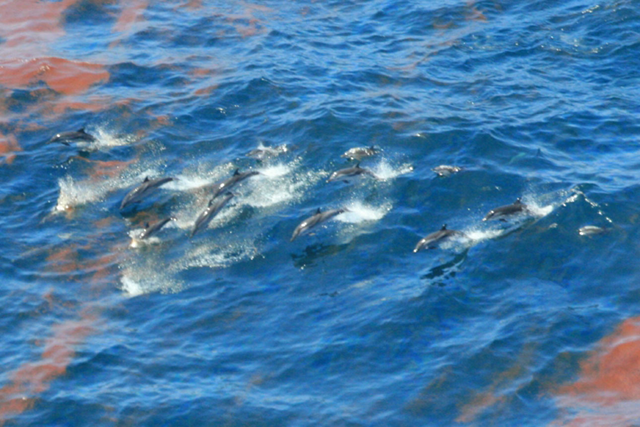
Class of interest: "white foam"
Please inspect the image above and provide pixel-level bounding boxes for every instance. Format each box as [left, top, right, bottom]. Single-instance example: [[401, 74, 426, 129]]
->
[[257, 163, 290, 178], [54, 167, 161, 212], [92, 126, 137, 149], [246, 163, 323, 208], [370, 160, 413, 180], [337, 201, 391, 223], [463, 227, 505, 244], [121, 276, 145, 297], [163, 163, 231, 191], [524, 199, 554, 218], [120, 261, 184, 296], [172, 239, 256, 270]]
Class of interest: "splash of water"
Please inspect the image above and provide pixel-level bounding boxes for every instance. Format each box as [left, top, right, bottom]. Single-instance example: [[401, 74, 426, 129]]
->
[[120, 259, 184, 297], [337, 201, 391, 224], [172, 239, 257, 271], [55, 167, 161, 212], [369, 160, 413, 180]]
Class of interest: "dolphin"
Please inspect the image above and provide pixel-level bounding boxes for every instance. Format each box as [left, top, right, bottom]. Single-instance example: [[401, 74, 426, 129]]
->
[[483, 198, 529, 222], [327, 163, 377, 183], [191, 192, 234, 237], [139, 217, 175, 240], [290, 207, 347, 241], [247, 145, 288, 160], [432, 165, 462, 177], [211, 169, 260, 199], [120, 176, 174, 210], [578, 225, 607, 236], [49, 128, 96, 145], [413, 224, 465, 252], [341, 146, 378, 161]]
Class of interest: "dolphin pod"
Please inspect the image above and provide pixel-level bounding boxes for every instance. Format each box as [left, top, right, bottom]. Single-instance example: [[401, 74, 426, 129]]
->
[[120, 177, 174, 210], [290, 207, 348, 242], [191, 192, 235, 238], [52, 130, 556, 254], [211, 169, 260, 199]]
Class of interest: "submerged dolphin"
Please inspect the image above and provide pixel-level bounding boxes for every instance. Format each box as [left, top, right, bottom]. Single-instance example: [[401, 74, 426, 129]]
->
[[191, 192, 234, 237], [341, 146, 378, 161], [578, 225, 607, 236], [120, 176, 174, 210], [212, 169, 260, 199], [413, 224, 465, 252], [432, 165, 462, 177], [139, 217, 174, 240], [247, 145, 288, 160], [290, 207, 347, 241], [49, 128, 96, 145], [483, 198, 529, 222], [327, 163, 377, 183]]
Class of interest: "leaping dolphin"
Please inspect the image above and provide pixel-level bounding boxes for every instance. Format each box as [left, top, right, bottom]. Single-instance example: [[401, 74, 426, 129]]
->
[[327, 163, 377, 183], [290, 207, 348, 241], [139, 217, 175, 240], [120, 176, 174, 210], [48, 128, 96, 145], [414, 224, 465, 252], [191, 192, 234, 237], [341, 146, 378, 161], [483, 198, 529, 222], [211, 169, 260, 199]]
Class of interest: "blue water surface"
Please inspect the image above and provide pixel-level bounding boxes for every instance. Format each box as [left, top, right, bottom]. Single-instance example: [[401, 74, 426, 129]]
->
[[2, 0, 640, 425]]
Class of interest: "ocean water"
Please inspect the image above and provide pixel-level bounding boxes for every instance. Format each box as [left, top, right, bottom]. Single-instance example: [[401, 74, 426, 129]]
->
[[1, 0, 640, 425]]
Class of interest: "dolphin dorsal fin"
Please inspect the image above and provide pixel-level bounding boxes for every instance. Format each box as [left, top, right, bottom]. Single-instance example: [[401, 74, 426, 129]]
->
[[355, 162, 361, 168], [233, 169, 240, 175], [144, 222, 149, 229], [316, 208, 321, 214], [77, 128, 86, 133], [442, 224, 447, 230], [144, 176, 149, 182]]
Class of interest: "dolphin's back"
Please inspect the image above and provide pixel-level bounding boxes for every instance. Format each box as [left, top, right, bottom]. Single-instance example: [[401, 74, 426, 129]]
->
[[139, 217, 173, 240], [212, 170, 259, 198], [191, 193, 234, 237], [120, 177, 174, 210], [290, 208, 346, 241]]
